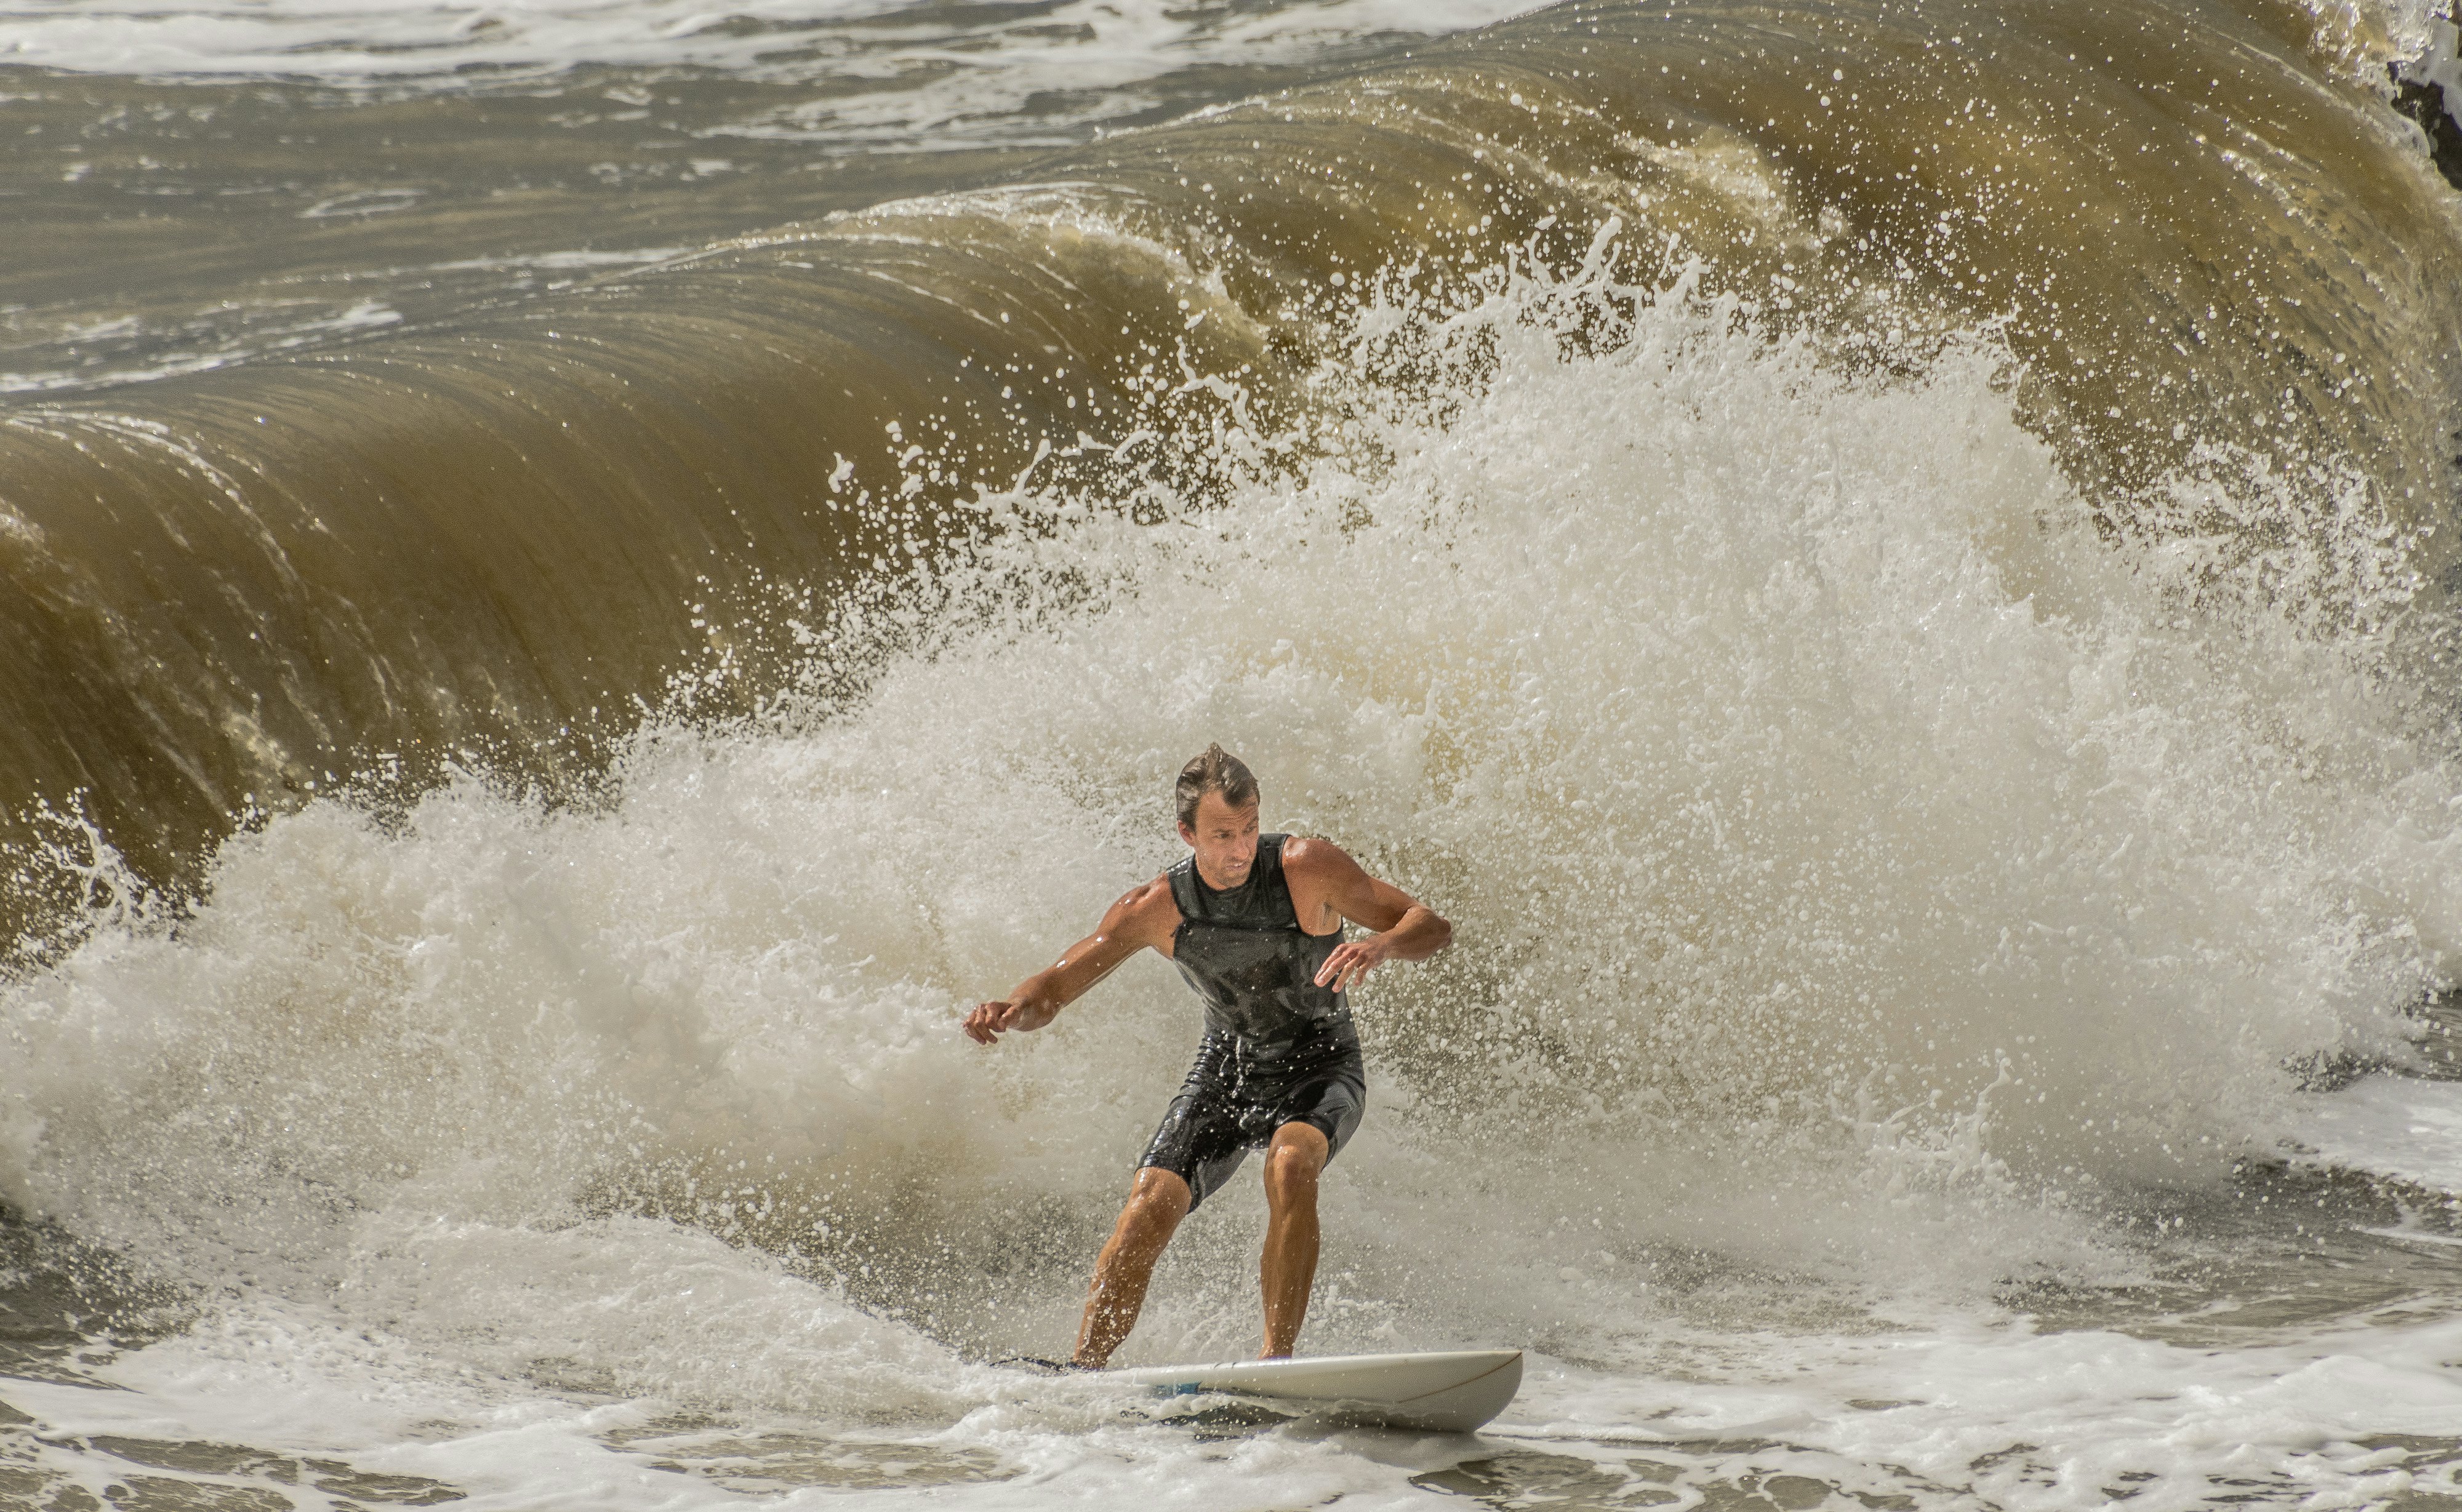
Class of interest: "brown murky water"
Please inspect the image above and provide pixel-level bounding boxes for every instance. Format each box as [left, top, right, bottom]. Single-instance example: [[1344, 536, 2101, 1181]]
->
[[3, 1, 2461, 1506]]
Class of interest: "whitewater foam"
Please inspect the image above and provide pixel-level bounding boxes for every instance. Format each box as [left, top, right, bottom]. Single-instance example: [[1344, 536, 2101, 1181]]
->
[[2286, 1074, 2462, 1194]]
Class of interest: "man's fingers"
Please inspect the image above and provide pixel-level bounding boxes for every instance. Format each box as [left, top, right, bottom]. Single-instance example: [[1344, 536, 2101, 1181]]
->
[[1316, 943, 1379, 991]]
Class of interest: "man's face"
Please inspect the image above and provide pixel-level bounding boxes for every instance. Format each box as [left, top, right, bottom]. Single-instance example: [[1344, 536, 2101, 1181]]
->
[[1180, 791, 1261, 889]]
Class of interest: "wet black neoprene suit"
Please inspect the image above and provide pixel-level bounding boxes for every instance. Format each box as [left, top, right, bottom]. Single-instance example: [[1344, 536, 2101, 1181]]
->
[[1138, 834, 1366, 1209]]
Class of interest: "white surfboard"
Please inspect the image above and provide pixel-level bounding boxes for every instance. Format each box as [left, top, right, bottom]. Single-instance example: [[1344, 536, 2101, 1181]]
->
[[1115, 1348, 1522, 1432]]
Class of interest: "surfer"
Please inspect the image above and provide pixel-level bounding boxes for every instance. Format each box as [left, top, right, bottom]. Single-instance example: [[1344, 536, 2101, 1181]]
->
[[963, 745, 1453, 1366]]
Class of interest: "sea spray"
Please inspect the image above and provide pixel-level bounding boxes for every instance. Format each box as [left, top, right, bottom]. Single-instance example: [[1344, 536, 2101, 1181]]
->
[[6, 239, 2453, 1393]]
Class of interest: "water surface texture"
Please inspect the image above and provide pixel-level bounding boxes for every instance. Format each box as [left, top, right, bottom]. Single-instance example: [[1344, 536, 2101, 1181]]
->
[[4, 0, 2462, 1506]]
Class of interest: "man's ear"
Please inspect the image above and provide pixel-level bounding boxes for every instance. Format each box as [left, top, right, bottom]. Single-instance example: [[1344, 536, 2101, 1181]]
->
[[1177, 822, 1196, 847]]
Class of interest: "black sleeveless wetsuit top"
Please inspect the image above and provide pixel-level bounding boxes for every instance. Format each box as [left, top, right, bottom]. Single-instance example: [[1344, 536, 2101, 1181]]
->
[[1167, 834, 1346, 1046]]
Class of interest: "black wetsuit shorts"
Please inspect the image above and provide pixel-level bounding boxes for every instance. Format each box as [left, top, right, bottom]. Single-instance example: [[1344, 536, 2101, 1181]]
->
[[1137, 1015, 1365, 1211]]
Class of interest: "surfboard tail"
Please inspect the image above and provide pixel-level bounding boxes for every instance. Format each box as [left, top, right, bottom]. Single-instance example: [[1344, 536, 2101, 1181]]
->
[[1113, 1349, 1523, 1433]]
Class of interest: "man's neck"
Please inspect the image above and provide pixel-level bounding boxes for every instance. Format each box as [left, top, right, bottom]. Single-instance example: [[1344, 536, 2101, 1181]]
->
[[1196, 856, 1254, 891]]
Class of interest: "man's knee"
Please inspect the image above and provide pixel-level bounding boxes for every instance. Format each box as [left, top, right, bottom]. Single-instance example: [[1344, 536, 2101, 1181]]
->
[[1263, 1125, 1328, 1201], [1124, 1166, 1193, 1229]]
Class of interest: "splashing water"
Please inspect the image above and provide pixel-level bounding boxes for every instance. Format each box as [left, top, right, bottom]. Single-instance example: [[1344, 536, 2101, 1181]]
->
[[2, 233, 2458, 1505]]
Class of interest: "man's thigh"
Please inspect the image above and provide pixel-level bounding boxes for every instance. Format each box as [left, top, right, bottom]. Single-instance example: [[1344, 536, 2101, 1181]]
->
[[1261, 1058, 1365, 1164], [1139, 1084, 1252, 1212]]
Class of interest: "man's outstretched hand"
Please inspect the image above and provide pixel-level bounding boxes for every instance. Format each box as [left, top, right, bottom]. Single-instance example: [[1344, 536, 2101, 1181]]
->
[[964, 997, 1059, 1044]]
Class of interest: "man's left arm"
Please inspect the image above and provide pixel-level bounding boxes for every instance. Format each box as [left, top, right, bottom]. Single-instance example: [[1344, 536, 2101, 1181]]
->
[[1283, 838, 1453, 993]]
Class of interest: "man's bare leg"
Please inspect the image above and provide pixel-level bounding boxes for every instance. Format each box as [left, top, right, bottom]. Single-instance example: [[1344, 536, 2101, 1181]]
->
[[1073, 1166, 1192, 1367], [1258, 1121, 1331, 1359]]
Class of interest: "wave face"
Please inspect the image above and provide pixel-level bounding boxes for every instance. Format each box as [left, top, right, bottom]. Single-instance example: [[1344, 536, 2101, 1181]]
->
[[4, 0, 2460, 937], [3, 0, 2462, 1506]]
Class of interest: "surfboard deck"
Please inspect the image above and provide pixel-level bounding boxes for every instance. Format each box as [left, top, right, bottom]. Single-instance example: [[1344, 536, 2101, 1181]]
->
[[1115, 1348, 1522, 1433]]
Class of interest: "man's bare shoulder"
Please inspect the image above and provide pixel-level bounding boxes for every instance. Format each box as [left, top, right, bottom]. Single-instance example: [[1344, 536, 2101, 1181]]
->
[[1278, 834, 1361, 879], [1105, 873, 1181, 942], [1115, 873, 1177, 911]]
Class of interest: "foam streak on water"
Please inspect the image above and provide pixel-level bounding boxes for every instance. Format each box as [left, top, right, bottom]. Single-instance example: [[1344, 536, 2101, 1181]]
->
[[0, 0, 1541, 144], [2, 244, 2459, 1505]]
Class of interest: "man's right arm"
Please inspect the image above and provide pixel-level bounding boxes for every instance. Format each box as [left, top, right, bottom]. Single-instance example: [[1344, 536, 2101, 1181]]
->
[[963, 877, 1176, 1044]]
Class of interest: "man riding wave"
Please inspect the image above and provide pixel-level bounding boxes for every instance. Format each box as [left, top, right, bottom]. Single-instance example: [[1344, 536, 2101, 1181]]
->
[[964, 745, 1453, 1366]]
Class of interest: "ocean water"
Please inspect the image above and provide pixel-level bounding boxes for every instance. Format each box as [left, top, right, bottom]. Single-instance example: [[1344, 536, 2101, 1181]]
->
[[4, 1, 2462, 1507]]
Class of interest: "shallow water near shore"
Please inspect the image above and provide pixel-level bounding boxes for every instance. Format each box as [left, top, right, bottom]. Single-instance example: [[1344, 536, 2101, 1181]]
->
[[6, 0, 2462, 1506]]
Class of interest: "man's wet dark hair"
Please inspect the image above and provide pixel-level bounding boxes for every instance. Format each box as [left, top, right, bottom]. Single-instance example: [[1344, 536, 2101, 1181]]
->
[[1176, 744, 1259, 829]]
